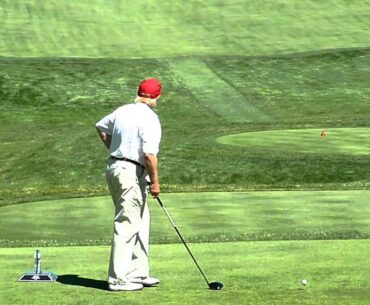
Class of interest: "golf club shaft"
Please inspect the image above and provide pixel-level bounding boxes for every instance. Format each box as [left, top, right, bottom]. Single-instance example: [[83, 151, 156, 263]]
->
[[156, 197, 210, 286]]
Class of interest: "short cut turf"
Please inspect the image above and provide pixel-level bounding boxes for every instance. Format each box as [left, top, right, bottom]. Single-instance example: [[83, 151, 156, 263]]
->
[[217, 128, 370, 155]]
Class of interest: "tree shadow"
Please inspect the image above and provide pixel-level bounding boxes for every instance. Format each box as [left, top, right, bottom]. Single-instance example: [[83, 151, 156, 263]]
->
[[57, 274, 108, 291]]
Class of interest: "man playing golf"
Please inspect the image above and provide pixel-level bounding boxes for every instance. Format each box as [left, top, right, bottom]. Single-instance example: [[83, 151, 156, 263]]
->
[[96, 78, 162, 291]]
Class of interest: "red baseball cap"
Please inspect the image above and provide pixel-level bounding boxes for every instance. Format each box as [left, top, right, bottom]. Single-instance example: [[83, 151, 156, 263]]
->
[[137, 78, 161, 99]]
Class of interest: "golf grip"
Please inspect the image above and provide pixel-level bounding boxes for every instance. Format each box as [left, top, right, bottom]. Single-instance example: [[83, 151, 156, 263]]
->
[[155, 197, 210, 286]]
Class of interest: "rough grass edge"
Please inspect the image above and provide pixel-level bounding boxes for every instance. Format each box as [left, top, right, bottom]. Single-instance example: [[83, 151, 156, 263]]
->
[[1, 182, 370, 207], [1, 231, 369, 248]]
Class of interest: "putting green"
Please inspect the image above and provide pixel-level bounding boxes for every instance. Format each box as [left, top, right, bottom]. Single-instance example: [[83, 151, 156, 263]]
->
[[217, 128, 370, 155]]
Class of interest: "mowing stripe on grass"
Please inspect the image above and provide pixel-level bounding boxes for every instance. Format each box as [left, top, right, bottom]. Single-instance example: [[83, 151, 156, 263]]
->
[[217, 128, 370, 155], [167, 58, 271, 122], [0, 190, 369, 247]]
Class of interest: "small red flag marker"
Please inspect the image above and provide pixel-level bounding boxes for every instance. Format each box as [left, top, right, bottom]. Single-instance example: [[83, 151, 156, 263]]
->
[[321, 129, 326, 139]]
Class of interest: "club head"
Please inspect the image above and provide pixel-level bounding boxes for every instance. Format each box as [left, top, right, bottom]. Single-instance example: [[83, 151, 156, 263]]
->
[[209, 281, 223, 290]]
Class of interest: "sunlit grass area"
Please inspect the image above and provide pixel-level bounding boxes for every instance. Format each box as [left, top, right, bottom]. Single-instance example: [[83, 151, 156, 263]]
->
[[0, 191, 369, 247], [1, 241, 369, 305], [1, 1, 370, 304], [218, 128, 370, 155], [1, 0, 369, 58]]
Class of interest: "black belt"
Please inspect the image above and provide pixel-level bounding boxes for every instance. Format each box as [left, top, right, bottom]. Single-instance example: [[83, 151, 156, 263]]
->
[[110, 156, 144, 168]]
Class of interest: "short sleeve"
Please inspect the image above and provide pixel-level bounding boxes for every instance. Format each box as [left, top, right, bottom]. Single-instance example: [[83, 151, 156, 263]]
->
[[95, 111, 116, 135]]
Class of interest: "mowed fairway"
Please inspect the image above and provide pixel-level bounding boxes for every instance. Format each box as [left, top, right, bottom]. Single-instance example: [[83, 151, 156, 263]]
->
[[0, 191, 369, 246], [1, 241, 370, 305], [0, 192, 369, 305], [218, 128, 370, 155]]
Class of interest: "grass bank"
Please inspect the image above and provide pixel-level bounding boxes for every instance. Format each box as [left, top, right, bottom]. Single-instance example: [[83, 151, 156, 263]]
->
[[1, 0, 369, 58], [0, 191, 369, 247]]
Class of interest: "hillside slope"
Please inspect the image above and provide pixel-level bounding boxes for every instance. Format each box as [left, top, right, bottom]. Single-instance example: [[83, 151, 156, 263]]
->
[[0, 0, 369, 58]]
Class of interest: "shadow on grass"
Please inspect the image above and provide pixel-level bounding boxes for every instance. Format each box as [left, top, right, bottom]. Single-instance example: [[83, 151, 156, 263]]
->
[[57, 274, 108, 291]]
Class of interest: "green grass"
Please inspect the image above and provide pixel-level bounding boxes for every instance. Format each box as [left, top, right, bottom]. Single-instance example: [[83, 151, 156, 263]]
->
[[167, 58, 272, 122], [217, 128, 370, 155], [1, 49, 370, 205], [0, 0, 369, 58], [205, 50, 370, 124], [1, 241, 369, 305], [1, 1, 370, 304], [0, 191, 369, 247], [0, 1, 369, 205]]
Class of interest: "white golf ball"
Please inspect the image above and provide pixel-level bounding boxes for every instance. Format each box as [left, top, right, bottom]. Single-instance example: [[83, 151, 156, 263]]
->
[[301, 279, 308, 286]]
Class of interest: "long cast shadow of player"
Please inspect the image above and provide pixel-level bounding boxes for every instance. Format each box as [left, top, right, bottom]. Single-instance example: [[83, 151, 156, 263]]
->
[[57, 274, 108, 291]]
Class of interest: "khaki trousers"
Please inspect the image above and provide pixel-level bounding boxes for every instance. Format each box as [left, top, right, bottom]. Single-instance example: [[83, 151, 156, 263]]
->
[[105, 159, 150, 284]]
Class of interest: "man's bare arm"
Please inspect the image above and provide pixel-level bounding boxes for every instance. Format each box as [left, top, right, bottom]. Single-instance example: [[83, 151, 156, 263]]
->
[[96, 127, 112, 150], [144, 153, 160, 197]]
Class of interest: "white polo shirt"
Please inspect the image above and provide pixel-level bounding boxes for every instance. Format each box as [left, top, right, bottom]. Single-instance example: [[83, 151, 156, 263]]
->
[[96, 102, 161, 166]]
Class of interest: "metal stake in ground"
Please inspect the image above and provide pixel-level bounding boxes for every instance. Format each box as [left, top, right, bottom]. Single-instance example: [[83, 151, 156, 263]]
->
[[18, 249, 57, 282], [155, 197, 223, 290]]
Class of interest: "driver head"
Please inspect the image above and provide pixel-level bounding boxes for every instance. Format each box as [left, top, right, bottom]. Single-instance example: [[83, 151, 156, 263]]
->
[[209, 281, 223, 290]]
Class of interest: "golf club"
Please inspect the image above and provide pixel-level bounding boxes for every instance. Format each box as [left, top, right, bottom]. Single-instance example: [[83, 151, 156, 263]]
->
[[155, 197, 223, 290]]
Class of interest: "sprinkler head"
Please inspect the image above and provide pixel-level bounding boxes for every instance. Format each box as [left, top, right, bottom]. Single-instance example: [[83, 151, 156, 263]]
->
[[209, 281, 223, 290]]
